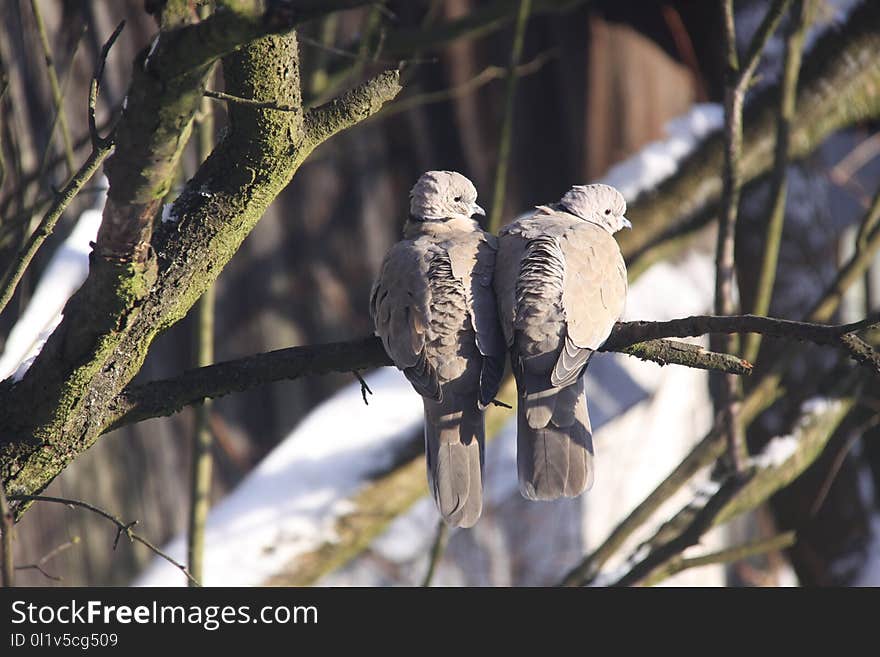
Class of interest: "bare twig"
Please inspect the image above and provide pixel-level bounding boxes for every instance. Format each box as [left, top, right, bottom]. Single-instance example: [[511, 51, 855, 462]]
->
[[421, 520, 448, 587], [30, 0, 76, 175], [371, 50, 557, 124], [352, 370, 373, 406], [0, 22, 123, 318], [89, 21, 125, 148], [14, 536, 81, 583], [203, 88, 298, 112], [611, 474, 753, 587], [744, 0, 815, 363], [641, 530, 796, 587], [8, 494, 200, 586], [488, 0, 531, 233]]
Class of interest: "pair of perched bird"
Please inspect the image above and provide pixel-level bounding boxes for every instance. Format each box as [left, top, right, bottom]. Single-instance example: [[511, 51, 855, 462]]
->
[[370, 171, 630, 527]]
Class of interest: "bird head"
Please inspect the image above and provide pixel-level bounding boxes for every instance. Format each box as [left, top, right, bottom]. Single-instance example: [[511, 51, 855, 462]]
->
[[409, 171, 485, 222], [559, 184, 631, 233]]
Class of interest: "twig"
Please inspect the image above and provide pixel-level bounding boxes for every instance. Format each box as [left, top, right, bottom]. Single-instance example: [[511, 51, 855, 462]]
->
[[0, 484, 13, 587], [611, 473, 753, 587], [488, 0, 531, 234], [0, 138, 113, 318], [352, 370, 373, 405], [30, 0, 76, 176], [203, 88, 298, 112], [89, 21, 125, 148], [33, 26, 86, 190], [0, 21, 122, 318], [715, 0, 792, 473], [14, 536, 81, 583], [744, 0, 814, 364], [371, 50, 557, 124], [421, 520, 448, 587], [640, 530, 796, 587], [8, 494, 200, 586]]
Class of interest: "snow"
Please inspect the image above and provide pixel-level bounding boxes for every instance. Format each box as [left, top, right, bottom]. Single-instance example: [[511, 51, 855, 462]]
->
[[0, 181, 106, 381], [134, 366, 425, 586], [751, 434, 800, 470], [602, 104, 723, 202], [160, 203, 177, 224]]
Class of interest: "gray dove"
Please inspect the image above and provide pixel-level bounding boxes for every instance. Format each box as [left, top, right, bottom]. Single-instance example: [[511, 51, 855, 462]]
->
[[494, 184, 630, 500], [370, 171, 505, 527]]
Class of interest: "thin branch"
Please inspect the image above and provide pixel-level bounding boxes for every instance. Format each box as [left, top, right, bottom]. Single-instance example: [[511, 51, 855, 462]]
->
[[715, 0, 792, 472], [203, 88, 298, 111], [0, 144, 113, 319], [611, 473, 753, 587], [352, 370, 373, 405], [370, 50, 557, 124], [89, 21, 125, 148], [421, 520, 448, 587], [14, 536, 81, 583], [488, 0, 531, 234], [0, 19, 122, 318], [640, 530, 796, 587], [187, 84, 215, 587], [0, 484, 13, 587], [30, 0, 77, 176], [8, 494, 200, 587], [744, 0, 814, 363]]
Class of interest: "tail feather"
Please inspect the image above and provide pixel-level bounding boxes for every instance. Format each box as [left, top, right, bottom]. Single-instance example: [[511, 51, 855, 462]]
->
[[516, 377, 594, 501], [424, 400, 484, 528]]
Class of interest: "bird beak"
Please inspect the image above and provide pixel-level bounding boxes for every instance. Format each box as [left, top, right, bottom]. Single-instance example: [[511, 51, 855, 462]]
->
[[622, 217, 632, 230], [472, 203, 486, 217]]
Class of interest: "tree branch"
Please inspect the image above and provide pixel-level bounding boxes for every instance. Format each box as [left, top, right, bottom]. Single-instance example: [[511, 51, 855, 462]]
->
[[105, 313, 880, 432], [8, 494, 199, 586], [639, 530, 796, 587], [619, 1, 880, 271], [304, 70, 402, 146], [610, 473, 752, 587], [744, 0, 814, 363], [715, 0, 791, 472]]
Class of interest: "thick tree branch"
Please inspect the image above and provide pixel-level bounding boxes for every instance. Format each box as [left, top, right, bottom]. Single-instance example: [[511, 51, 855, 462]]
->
[[106, 313, 880, 432], [0, 29, 400, 513], [304, 70, 402, 146], [107, 336, 390, 431]]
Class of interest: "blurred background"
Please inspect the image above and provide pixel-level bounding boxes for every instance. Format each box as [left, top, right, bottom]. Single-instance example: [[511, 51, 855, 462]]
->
[[1, 0, 878, 586]]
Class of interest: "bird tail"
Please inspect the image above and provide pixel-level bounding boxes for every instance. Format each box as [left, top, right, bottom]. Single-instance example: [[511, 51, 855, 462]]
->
[[516, 376, 594, 501], [423, 398, 484, 528]]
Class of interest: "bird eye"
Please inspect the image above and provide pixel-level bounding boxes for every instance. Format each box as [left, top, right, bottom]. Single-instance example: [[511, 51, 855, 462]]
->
[[454, 196, 462, 202], [605, 209, 611, 215]]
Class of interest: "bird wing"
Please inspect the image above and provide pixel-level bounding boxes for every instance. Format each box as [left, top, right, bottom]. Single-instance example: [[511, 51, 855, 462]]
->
[[370, 240, 441, 400], [553, 220, 628, 386]]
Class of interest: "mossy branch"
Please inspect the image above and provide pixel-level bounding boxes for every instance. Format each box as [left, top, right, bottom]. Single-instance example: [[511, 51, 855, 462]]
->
[[304, 70, 402, 146]]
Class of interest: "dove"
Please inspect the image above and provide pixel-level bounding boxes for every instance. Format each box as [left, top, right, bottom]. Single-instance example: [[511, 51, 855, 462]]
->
[[494, 184, 630, 500], [370, 171, 505, 527]]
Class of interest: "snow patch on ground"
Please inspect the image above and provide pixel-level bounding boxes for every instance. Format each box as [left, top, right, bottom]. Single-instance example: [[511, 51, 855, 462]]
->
[[0, 182, 106, 381], [134, 366, 424, 586]]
